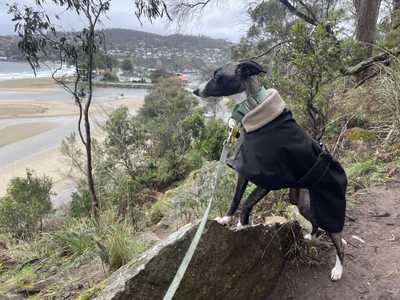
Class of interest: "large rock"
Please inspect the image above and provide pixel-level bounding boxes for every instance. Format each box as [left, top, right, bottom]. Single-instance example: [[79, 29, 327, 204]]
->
[[96, 220, 300, 300]]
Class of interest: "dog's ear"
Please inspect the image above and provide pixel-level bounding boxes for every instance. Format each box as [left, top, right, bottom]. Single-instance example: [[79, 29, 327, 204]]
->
[[236, 60, 265, 78]]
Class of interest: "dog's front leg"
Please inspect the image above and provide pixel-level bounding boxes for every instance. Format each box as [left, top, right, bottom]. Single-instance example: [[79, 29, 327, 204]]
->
[[238, 187, 269, 229], [215, 174, 248, 225]]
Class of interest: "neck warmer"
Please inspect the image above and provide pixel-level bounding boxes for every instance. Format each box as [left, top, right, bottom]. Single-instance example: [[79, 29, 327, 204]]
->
[[242, 88, 286, 132]]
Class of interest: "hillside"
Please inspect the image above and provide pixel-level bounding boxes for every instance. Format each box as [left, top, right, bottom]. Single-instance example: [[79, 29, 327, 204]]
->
[[102, 28, 231, 50], [0, 28, 232, 69]]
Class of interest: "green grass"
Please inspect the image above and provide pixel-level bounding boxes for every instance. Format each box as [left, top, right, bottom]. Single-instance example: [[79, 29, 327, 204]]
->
[[74, 282, 106, 300]]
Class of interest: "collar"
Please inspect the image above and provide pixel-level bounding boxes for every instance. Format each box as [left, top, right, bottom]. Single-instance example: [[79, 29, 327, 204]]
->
[[246, 87, 273, 107], [242, 88, 287, 132]]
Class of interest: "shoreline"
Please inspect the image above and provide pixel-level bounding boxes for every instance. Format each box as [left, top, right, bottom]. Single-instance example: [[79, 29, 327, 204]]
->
[[0, 77, 146, 206]]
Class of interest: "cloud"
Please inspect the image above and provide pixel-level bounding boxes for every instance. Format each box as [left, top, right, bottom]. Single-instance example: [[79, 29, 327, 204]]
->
[[0, 0, 250, 42]]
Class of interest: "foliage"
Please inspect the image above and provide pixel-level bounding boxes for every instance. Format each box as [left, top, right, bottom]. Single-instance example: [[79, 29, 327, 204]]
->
[[8, 0, 172, 223], [70, 189, 92, 218], [0, 170, 53, 239], [233, 1, 349, 139], [149, 69, 174, 83], [94, 51, 118, 71], [345, 127, 376, 142], [375, 59, 400, 144], [198, 118, 227, 161], [101, 71, 119, 82], [121, 59, 133, 73], [272, 21, 344, 138], [104, 106, 147, 181], [139, 76, 202, 186]]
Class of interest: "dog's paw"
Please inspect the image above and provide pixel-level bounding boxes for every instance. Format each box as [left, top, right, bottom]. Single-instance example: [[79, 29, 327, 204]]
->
[[235, 221, 248, 230], [330, 255, 343, 281], [304, 233, 312, 240], [215, 216, 232, 225]]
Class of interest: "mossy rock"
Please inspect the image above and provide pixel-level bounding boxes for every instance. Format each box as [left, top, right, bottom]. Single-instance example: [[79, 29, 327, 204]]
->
[[345, 127, 376, 142], [96, 220, 301, 300]]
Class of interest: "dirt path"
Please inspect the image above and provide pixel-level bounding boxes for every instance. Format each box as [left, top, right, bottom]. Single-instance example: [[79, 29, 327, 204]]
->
[[269, 181, 400, 300]]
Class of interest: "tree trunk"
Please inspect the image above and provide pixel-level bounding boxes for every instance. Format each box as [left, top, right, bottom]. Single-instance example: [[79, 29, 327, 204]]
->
[[86, 25, 100, 223], [354, 0, 382, 56]]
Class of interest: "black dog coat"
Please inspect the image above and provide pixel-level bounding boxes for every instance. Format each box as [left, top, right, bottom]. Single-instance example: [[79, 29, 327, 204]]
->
[[227, 110, 347, 233]]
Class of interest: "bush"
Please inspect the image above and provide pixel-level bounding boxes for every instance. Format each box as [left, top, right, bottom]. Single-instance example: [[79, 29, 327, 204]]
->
[[101, 72, 119, 82], [345, 127, 376, 142], [121, 59, 133, 73], [198, 118, 228, 161], [0, 170, 53, 239], [70, 189, 92, 218]]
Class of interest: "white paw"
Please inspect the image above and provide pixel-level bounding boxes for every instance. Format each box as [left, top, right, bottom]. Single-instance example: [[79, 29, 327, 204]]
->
[[330, 255, 343, 281], [215, 216, 232, 225], [304, 233, 312, 240], [236, 221, 247, 230]]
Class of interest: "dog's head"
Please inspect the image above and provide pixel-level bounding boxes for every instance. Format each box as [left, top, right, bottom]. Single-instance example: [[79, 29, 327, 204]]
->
[[193, 60, 265, 98]]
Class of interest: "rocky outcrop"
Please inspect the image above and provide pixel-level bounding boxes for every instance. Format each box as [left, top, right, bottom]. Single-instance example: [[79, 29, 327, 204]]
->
[[96, 220, 300, 300]]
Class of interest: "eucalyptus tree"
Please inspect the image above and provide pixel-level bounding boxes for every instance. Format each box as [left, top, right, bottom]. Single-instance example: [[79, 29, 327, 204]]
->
[[8, 0, 170, 222]]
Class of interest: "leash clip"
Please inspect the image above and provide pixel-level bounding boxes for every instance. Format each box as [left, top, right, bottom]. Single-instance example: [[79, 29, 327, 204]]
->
[[227, 118, 239, 145]]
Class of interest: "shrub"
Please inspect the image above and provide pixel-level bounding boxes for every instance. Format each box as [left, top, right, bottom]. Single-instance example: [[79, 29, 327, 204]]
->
[[198, 118, 227, 161], [70, 189, 92, 218], [345, 127, 376, 142], [101, 72, 119, 82], [121, 59, 133, 73], [48, 218, 97, 261], [0, 170, 53, 239]]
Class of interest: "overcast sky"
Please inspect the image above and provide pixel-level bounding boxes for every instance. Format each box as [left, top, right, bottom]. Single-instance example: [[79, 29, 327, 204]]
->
[[0, 0, 250, 42]]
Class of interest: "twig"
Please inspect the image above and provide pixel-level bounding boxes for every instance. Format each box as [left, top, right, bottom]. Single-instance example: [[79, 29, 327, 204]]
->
[[332, 114, 355, 157], [245, 40, 292, 61]]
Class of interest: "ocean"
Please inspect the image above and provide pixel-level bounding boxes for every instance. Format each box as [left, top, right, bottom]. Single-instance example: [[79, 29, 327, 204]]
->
[[0, 61, 74, 81], [0, 61, 148, 102]]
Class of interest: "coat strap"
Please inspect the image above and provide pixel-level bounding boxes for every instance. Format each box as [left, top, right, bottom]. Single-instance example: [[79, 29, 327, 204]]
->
[[295, 146, 333, 188]]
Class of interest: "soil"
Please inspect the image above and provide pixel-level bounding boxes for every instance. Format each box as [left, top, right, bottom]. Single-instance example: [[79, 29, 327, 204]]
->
[[268, 181, 400, 300]]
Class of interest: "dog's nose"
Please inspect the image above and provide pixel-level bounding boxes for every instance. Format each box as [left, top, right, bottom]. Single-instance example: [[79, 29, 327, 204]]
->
[[193, 89, 200, 96]]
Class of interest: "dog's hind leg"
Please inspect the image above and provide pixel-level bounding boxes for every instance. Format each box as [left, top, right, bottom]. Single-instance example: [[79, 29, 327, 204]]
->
[[215, 174, 248, 225], [238, 186, 269, 228], [328, 231, 345, 281], [290, 189, 318, 240]]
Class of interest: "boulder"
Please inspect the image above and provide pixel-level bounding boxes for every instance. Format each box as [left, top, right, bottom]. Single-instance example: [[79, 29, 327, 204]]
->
[[96, 220, 300, 300]]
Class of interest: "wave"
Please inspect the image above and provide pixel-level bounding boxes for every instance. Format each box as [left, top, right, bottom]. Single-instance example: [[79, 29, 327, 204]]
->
[[0, 62, 75, 81]]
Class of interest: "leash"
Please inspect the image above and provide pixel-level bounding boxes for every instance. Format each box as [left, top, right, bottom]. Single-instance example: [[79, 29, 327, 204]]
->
[[162, 128, 233, 300]]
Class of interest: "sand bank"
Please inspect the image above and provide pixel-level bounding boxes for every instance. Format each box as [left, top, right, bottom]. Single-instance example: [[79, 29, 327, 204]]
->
[[0, 147, 67, 197], [0, 77, 58, 91], [0, 122, 60, 147], [0, 97, 143, 119]]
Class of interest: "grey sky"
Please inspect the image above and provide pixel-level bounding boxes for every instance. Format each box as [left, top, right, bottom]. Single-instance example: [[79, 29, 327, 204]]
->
[[0, 0, 250, 42]]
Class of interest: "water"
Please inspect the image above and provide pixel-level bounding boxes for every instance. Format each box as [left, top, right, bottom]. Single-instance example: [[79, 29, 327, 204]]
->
[[0, 61, 74, 81], [0, 86, 148, 103], [0, 61, 148, 103]]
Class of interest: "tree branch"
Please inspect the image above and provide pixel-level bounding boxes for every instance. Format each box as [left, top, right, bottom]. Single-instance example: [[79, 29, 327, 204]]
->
[[279, 0, 318, 26], [246, 40, 292, 60], [344, 47, 400, 76]]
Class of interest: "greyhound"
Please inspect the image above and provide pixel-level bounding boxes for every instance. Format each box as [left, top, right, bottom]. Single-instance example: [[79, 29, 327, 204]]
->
[[193, 61, 346, 281]]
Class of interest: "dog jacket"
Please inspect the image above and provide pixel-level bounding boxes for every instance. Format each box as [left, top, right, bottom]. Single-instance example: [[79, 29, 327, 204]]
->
[[227, 88, 347, 233]]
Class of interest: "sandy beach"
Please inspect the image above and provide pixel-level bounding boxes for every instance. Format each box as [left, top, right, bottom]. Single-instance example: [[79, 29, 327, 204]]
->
[[0, 77, 145, 205], [0, 122, 60, 146], [0, 77, 58, 91], [0, 147, 67, 201], [0, 97, 144, 119]]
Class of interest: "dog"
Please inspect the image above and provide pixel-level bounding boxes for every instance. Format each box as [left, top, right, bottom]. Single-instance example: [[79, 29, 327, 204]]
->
[[193, 60, 347, 281]]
